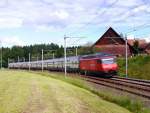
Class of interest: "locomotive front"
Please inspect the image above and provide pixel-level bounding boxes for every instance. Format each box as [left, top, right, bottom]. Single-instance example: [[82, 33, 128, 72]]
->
[[98, 56, 118, 75], [79, 53, 118, 77]]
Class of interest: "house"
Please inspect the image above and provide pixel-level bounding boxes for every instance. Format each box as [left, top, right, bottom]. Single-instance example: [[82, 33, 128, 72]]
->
[[139, 43, 150, 54], [93, 27, 134, 56], [127, 39, 150, 54], [127, 39, 146, 46]]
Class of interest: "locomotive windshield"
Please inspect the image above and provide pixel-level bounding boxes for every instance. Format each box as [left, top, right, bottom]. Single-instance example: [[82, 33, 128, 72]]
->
[[101, 58, 115, 64]]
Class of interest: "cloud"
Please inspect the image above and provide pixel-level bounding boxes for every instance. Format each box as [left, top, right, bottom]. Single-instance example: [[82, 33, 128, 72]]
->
[[143, 36, 150, 42], [0, 0, 149, 31], [115, 0, 143, 7], [53, 10, 69, 19], [0, 17, 23, 29], [0, 36, 25, 47]]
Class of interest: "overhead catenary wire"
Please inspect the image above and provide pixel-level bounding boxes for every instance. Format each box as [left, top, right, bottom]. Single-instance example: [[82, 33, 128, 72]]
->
[[76, 0, 150, 37], [67, 0, 146, 47], [133, 32, 150, 40], [67, 36, 87, 46], [64, 35, 86, 76], [69, 0, 119, 35], [122, 0, 150, 35], [118, 0, 150, 33], [125, 23, 150, 35], [74, 0, 149, 35]]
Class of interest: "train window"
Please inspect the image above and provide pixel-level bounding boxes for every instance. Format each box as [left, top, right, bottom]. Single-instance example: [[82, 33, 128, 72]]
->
[[101, 58, 115, 64], [97, 60, 102, 63]]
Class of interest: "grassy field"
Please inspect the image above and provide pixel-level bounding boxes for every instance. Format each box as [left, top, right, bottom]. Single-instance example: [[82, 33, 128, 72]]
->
[[118, 55, 150, 80], [0, 70, 132, 113], [37, 71, 150, 113]]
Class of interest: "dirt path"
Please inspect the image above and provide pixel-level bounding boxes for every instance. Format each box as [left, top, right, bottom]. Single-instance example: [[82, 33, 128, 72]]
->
[[22, 80, 47, 113]]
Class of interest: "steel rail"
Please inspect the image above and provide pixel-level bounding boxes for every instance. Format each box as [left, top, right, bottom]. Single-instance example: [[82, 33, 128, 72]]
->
[[80, 75, 150, 99]]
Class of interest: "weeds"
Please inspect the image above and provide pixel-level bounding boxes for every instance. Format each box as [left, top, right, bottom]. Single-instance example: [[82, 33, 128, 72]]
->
[[37, 71, 150, 113], [117, 55, 150, 80]]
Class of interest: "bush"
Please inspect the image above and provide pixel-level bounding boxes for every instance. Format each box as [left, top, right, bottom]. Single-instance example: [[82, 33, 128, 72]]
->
[[117, 55, 150, 80]]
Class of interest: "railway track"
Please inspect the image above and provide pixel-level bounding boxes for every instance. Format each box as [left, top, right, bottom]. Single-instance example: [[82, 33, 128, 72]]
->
[[113, 76, 150, 85], [38, 71, 150, 99], [80, 75, 150, 99]]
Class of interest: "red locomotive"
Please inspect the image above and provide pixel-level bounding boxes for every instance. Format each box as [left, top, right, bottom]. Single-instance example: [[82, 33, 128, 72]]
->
[[80, 53, 118, 77]]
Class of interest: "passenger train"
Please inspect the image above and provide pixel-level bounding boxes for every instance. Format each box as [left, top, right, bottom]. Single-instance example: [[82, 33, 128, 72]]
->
[[9, 52, 118, 77]]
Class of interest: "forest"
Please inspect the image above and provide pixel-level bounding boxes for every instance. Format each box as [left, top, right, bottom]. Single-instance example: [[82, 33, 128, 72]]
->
[[0, 43, 95, 67]]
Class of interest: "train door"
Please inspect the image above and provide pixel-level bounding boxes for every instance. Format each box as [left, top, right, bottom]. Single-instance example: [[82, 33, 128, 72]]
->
[[96, 59, 103, 71], [89, 59, 97, 71], [80, 59, 87, 71]]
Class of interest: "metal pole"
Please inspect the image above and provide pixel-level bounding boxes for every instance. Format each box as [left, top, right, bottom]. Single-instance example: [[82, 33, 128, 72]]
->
[[53, 53, 54, 59], [23, 57, 25, 62], [17, 56, 20, 69], [36, 56, 38, 69], [63, 36, 85, 76], [37, 56, 38, 62], [76, 47, 78, 56], [64, 36, 67, 77], [42, 49, 43, 72], [29, 53, 31, 71], [18, 56, 20, 62], [125, 36, 128, 78], [8, 58, 9, 69]]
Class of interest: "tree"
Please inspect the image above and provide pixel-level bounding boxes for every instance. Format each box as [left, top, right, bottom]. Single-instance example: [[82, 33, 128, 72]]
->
[[133, 40, 139, 55], [1, 42, 102, 68], [78, 42, 96, 55]]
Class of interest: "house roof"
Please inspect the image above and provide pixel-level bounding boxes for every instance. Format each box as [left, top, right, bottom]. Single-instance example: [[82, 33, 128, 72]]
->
[[93, 27, 136, 55], [141, 42, 150, 49], [138, 39, 146, 45], [127, 39, 147, 46], [94, 27, 126, 46], [127, 39, 135, 46]]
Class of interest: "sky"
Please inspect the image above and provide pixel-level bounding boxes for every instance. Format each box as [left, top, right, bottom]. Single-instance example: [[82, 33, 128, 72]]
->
[[0, 0, 150, 47]]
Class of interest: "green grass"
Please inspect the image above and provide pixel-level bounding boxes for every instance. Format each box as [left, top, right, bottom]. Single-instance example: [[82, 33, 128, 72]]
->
[[36, 71, 150, 113], [117, 55, 150, 80], [0, 70, 132, 113]]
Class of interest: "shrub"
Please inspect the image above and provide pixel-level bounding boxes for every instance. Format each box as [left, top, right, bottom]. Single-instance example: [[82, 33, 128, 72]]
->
[[117, 56, 150, 80]]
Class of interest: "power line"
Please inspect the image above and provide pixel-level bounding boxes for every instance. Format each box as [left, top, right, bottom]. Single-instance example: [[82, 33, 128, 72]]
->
[[89, 5, 150, 37], [123, 0, 150, 34], [69, 0, 118, 35], [64, 35, 85, 76], [124, 24, 150, 42], [66, 0, 120, 47], [134, 32, 150, 38], [67, 36, 87, 46], [77, 0, 149, 36], [125, 23, 150, 35]]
